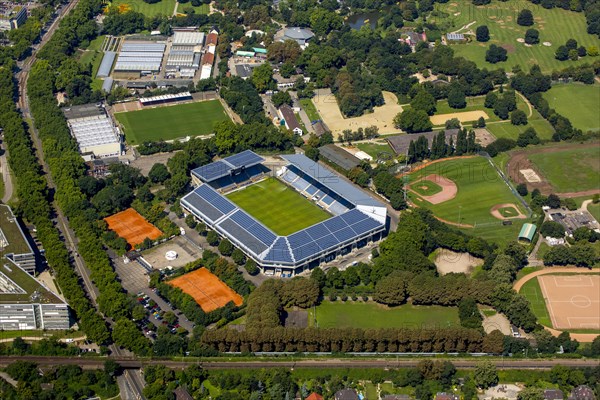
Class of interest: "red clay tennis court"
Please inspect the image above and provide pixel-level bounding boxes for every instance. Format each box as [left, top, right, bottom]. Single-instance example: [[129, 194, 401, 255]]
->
[[104, 208, 163, 247], [538, 274, 600, 330], [167, 267, 243, 312]]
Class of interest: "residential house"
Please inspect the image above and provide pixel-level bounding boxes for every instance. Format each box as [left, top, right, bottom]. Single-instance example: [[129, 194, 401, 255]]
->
[[173, 387, 194, 400], [278, 105, 303, 135], [383, 395, 411, 400], [334, 388, 360, 400], [306, 393, 324, 400], [400, 31, 427, 47], [569, 386, 596, 400], [544, 389, 564, 400], [435, 393, 460, 400]]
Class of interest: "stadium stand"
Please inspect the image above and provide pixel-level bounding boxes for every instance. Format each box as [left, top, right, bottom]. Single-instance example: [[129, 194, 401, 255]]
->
[[181, 153, 387, 275]]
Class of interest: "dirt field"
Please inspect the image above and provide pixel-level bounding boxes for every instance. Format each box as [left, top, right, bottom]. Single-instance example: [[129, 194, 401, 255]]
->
[[409, 174, 458, 204], [435, 249, 482, 275], [312, 89, 403, 136], [490, 203, 526, 220], [140, 237, 200, 270], [507, 143, 600, 197], [104, 208, 163, 247], [538, 275, 600, 330], [168, 267, 243, 313], [430, 110, 489, 126], [131, 152, 180, 176]]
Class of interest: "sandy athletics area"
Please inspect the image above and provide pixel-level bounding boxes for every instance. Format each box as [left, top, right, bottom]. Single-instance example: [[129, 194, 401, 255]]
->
[[104, 208, 163, 247], [538, 275, 600, 330], [520, 168, 542, 183], [490, 203, 526, 220], [435, 249, 482, 275], [312, 89, 403, 136], [430, 110, 489, 126], [409, 174, 458, 204]]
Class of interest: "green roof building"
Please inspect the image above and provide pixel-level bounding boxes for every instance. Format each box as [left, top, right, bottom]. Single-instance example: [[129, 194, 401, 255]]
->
[[518, 223, 536, 242]]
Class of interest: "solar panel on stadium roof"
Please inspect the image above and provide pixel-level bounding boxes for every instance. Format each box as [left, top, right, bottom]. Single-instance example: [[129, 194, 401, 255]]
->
[[333, 226, 356, 243], [317, 234, 340, 251], [287, 230, 312, 249], [218, 219, 268, 254], [322, 216, 348, 233], [193, 160, 232, 182], [264, 237, 294, 263], [195, 184, 236, 214], [350, 217, 381, 235], [224, 150, 264, 168], [292, 242, 320, 261], [181, 192, 223, 223], [304, 223, 330, 241]]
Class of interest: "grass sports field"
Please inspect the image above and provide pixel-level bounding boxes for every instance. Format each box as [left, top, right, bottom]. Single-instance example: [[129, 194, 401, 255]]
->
[[299, 98, 321, 123], [528, 146, 600, 192], [226, 178, 331, 236], [355, 141, 395, 160], [309, 301, 460, 329], [429, 1, 600, 73], [108, 0, 176, 16], [115, 100, 230, 144], [544, 84, 600, 132], [407, 156, 529, 244], [517, 278, 553, 327]]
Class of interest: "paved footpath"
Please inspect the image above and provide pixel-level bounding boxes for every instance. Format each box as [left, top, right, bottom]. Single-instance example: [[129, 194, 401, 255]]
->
[[513, 267, 599, 342]]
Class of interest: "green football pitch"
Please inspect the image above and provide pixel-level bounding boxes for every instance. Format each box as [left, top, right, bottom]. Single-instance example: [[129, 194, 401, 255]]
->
[[309, 301, 460, 329], [115, 100, 230, 144], [226, 178, 331, 236]]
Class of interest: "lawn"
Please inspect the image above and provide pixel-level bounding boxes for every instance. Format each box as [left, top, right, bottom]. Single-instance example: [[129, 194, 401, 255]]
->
[[429, 1, 600, 73], [108, 0, 176, 17], [226, 177, 331, 236], [115, 100, 230, 144], [528, 146, 600, 192], [176, 2, 209, 14], [407, 156, 530, 244], [544, 84, 600, 132], [588, 203, 600, 222], [299, 98, 321, 123], [411, 179, 443, 196], [355, 141, 395, 160], [518, 277, 552, 327], [309, 301, 460, 329]]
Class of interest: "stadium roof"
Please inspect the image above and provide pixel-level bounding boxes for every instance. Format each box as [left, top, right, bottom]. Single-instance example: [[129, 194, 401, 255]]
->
[[192, 150, 265, 182], [62, 103, 105, 120], [97, 51, 116, 78], [318, 144, 361, 171], [173, 31, 205, 46], [67, 115, 120, 148], [139, 92, 192, 105], [280, 154, 384, 208]]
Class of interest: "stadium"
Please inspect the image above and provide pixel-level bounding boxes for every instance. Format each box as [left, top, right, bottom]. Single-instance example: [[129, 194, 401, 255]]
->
[[181, 150, 388, 276]]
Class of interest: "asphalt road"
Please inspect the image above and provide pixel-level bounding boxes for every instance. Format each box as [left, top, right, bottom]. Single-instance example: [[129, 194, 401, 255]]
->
[[0, 356, 598, 370]]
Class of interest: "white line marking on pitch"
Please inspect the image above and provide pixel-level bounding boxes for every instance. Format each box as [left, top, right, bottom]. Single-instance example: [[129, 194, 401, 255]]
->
[[539, 277, 560, 329]]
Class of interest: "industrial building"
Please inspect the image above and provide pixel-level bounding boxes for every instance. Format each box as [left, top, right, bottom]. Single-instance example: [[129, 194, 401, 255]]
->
[[0, 205, 69, 330], [63, 104, 122, 159], [181, 151, 387, 276], [114, 41, 166, 78], [166, 30, 205, 78]]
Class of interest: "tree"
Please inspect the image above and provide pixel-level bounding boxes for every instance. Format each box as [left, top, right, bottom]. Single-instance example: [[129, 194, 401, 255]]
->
[[251, 63, 275, 93], [587, 46, 599, 57], [510, 109, 528, 125], [577, 46, 587, 57], [448, 88, 467, 109], [547, 193, 561, 208], [410, 90, 436, 115], [231, 248, 246, 265], [474, 361, 499, 389], [569, 49, 579, 60], [486, 44, 508, 63], [148, 163, 171, 184], [218, 239, 234, 256], [518, 387, 545, 400], [555, 45, 569, 61], [565, 38, 578, 50], [445, 118, 461, 130], [206, 231, 219, 246], [516, 183, 528, 196], [394, 109, 433, 133], [517, 9, 534, 26], [271, 91, 292, 108], [245, 259, 259, 275], [372, 272, 412, 306], [524, 29, 540, 44], [458, 297, 483, 329], [540, 221, 565, 238], [517, 127, 540, 147], [476, 25, 490, 42], [484, 92, 498, 108], [477, 116, 486, 128]]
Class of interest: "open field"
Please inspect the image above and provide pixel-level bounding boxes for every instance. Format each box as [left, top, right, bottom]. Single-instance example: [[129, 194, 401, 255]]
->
[[486, 116, 555, 141], [430, 110, 488, 126], [429, 1, 600, 73], [538, 275, 600, 330], [355, 141, 395, 160], [104, 208, 162, 247], [168, 268, 243, 313], [528, 146, 600, 193], [299, 98, 321, 122], [114, 100, 229, 144], [312, 89, 402, 136], [226, 177, 331, 236], [177, 2, 209, 14], [108, 0, 176, 16], [544, 84, 600, 132], [406, 156, 528, 229], [435, 249, 482, 275], [309, 301, 460, 329], [519, 277, 553, 327], [589, 203, 600, 222]]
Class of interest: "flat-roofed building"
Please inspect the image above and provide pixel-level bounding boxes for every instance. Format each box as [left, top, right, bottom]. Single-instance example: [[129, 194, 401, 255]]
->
[[173, 30, 205, 46], [0, 204, 36, 274], [63, 104, 121, 159]]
